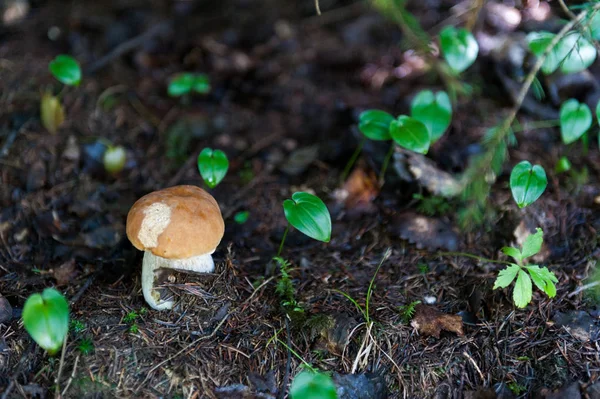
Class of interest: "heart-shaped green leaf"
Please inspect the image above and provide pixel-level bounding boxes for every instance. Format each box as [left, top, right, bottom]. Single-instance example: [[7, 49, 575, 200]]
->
[[514, 269, 533, 308], [556, 32, 596, 74], [49, 55, 81, 86], [193, 74, 211, 94], [168, 73, 195, 97], [527, 31, 561, 74], [509, 161, 547, 208], [410, 90, 452, 142], [560, 99, 592, 144], [197, 148, 229, 188], [290, 371, 337, 399], [283, 192, 331, 243], [22, 288, 69, 355], [439, 26, 479, 73], [390, 116, 430, 154], [358, 110, 394, 141]]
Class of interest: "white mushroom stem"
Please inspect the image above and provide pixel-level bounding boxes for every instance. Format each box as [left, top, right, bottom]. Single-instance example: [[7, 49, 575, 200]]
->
[[141, 251, 215, 310]]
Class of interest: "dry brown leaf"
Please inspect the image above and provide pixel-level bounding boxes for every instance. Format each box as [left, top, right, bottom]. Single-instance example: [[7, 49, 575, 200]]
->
[[340, 164, 379, 214], [411, 304, 464, 338], [40, 92, 65, 134], [53, 259, 77, 286], [390, 212, 459, 251]]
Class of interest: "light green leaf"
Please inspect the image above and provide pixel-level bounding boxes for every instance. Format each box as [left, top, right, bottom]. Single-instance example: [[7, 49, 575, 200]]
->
[[588, 10, 600, 41], [197, 148, 229, 188], [527, 31, 561, 75], [193, 74, 211, 94], [525, 265, 558, 298], [521, 227, 543, 259], [439, 26, 479, 73], [390, 116, 430, 154], [234, 211, 249, 224], [560, 99, 592, 144], [410, 90, 452, 142], [49, 55, 81, 86], [501, 247, 522, 264], [494, 263, 521, 289], [22, 288, 69, 355], [555, 156, 571, 174], [290, 371, 337, 399], [556, 32, 596, 74], [358, 110, 394, 141], [283, 192, 332, 243], [509, 161, 547, 208], [168, 73, 195, 97], [514, 270, 533, 308]]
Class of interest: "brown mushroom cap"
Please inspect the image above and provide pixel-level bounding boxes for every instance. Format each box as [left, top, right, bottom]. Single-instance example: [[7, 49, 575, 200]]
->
[[126, 185, 224, 259]]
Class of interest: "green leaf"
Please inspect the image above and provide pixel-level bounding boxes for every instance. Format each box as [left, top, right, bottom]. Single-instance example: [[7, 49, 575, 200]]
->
[[527, 31, 562, 75], [358, 110, 394, 141], [49, 55, 81, 86], [103, 145, 127, 175], [234, 211, 249, 224], [197, 148, 229, 188], [588, 10, 600, 41], [560, 99, 592, 144], [494, 263, 521, 289], [509, 161, 547, 208], [555, 156, 571, 174], [283, 192, 332, 243], [501, 247, 522, 264], [193, 74, 211, 94], [410, 90, 452, 142], [168, 73, 195, 97], [556, 32, 596, 74], [290, 371, 337, 399], [525, 265, 558, 298], [439, 26, 479, 73], [513, 270, 533, 308], [389, 116, 430, 154], [22, 288, 69, 355], [521, 227, 543, 259]]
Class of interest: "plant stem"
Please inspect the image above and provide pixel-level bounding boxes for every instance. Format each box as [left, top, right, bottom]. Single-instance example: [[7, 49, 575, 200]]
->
[[511, 119, 560, 133], [436, 251, 513, 265], [341, 137, 366, 183], [365, 248, 392, 325], [276, 224, 290, 258], [378, 143, 396, 186], [55, 333, 68, 399]]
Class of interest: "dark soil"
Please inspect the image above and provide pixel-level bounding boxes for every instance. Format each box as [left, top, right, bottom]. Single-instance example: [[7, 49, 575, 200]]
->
[[1, 1, 600, 398]]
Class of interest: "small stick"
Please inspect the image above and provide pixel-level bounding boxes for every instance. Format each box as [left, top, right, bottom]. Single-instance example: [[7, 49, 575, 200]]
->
[[55, 334, 69, 399], [61, 354, 80, 397], [568, 281, 600, 298]]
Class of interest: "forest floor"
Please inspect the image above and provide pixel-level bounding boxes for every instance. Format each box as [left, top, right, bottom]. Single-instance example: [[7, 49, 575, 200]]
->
[[1, 0, 600, 398]]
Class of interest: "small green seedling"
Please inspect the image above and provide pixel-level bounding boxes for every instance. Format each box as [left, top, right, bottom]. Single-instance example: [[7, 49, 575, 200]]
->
[[439, 26, 479, 74], [281, 192, 332, 250], [103, 145, 127, 175], [390, 115, 430, 154], [410, 90, 452, 142], [290, 370, 337, 399], [494, 228, 558, 308], [168, 73, 210, 97], [49, 55, 82, 87], [234, 211, 249, 224], [358, 110, 394, 141], [22, 288, 69, 355], [398, 300, 421, 324], [509, 160, 547, 208], [555, 156, 571, 174], [197, 148, 229, 188], [41, 55, 81, 134], [77, 337, 94, 355], [560, 99, 592, 145]]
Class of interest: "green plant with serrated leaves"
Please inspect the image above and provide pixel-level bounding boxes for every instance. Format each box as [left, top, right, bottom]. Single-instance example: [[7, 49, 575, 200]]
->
[[494, 228, 558, 308]]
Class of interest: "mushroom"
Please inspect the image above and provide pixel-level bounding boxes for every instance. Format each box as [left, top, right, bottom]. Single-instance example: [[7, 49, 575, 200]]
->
[[126, 185, 225, 310]]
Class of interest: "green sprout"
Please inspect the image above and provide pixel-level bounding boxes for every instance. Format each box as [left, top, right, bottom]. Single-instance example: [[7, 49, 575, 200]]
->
[[234, 211, 249, 224], [77, 337, 94, 355], [168, 73, 210, 97], [494, 228, 558, 308], [22, 288, 69, 355], [290, 370, 337, 399], [197, 148, 229, 188], [509, 161, 547, 208]]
